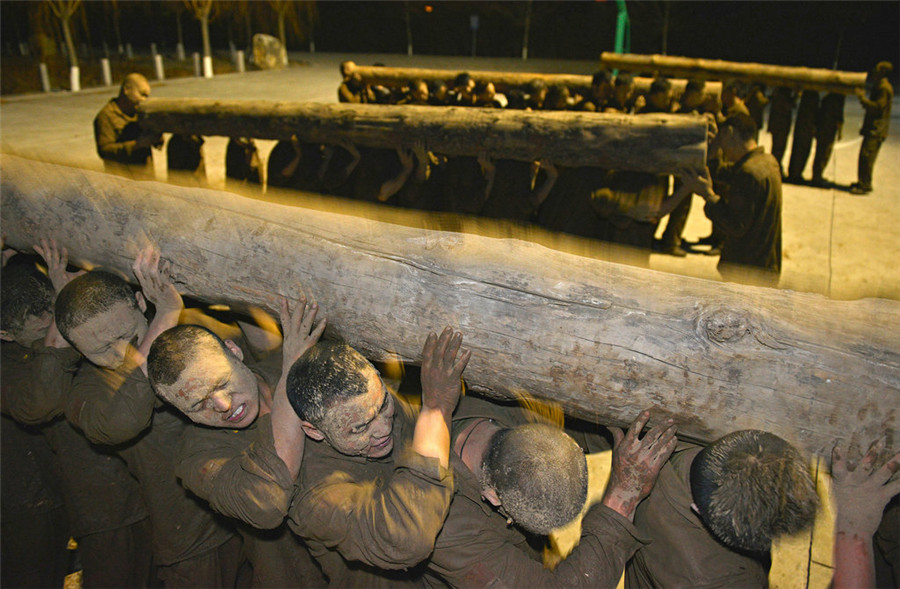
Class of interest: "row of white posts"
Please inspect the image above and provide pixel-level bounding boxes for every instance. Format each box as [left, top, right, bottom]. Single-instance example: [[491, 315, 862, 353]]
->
[[38, 45, 246, 93]]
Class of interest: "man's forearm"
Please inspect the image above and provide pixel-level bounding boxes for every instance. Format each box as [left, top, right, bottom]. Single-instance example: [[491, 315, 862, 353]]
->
[[413, 407, 452, 469]]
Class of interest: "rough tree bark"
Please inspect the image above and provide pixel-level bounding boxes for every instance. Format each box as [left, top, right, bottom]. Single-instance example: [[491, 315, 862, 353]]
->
[[600, 52, 867, 95], [2, 155, 897, 455], [344, 62, 722, 102], [138, 99, 708, 174]]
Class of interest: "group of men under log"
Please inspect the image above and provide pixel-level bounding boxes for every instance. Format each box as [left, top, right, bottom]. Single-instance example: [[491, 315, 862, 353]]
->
[[2, 233, 899, 588]]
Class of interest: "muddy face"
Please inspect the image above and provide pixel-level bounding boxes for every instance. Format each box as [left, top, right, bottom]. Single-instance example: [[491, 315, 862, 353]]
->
[[14, 311, 53, 346], [157, 346, 261, 429], [67, 301, 148, 369], [319, 366, 395, 458]]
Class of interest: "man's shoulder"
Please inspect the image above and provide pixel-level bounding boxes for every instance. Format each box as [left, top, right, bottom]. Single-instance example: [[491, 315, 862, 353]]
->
[[94, 98, 121, 120]]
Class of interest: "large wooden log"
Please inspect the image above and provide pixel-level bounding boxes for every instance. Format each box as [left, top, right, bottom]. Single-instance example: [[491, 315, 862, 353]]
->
[[600, 52, 867, 95], [138, 99, 708, 174], [346, 63, 723, 101], [2, 154, 898, 455]]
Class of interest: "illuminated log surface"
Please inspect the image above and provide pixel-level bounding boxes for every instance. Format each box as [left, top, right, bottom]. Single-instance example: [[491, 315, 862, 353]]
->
[[344, 63, 723, 101], [2, 154, 898, 454], [600, 52, 867, 95], [138, 99, 708, 174]]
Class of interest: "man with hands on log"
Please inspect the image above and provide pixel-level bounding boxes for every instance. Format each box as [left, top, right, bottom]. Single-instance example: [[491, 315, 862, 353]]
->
[[285, 327, 469, 586], [830, 437, 900, 588], [54, 246, 241, 587], [625, 430, 819, 588], [423, 404, 676, 588], [678, 113, 783, 287], [147, 289, 327, 587]]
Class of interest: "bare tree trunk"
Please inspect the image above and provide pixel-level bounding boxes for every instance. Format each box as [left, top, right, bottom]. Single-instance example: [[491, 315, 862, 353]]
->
[[277, 10, 287, 64], [306, 1, 315, 52], [3, 154, 897, 456], [404, 1, 412, 56], [200, 14, 211, 57], [660, 1, 670, 55], [138, 98, 708, 173], [60, 14, 78, 68], [522, 0, 532, 60]]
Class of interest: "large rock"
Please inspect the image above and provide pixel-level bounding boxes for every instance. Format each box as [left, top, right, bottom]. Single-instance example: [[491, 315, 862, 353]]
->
[[252, 34, 286, 70]]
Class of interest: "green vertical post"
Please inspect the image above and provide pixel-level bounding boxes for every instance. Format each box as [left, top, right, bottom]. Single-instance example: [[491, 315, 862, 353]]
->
[[613, 0, 630, 76]]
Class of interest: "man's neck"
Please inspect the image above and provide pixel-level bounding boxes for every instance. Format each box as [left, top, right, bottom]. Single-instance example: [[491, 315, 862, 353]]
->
[[256, 374, 273, 417], [116, 95, 136, 116], [454, 418, 500, 481]]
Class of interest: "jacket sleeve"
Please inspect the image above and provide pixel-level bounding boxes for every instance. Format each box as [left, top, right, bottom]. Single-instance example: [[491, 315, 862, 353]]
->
[[2, 344, 81, 425], [289, 450, 454, 570], [65, 363, 156, 446], [440, 505, 648, 589], [175, 417, 294, 529], [94, 109, 136, 161], [704, 171, 765, 238]]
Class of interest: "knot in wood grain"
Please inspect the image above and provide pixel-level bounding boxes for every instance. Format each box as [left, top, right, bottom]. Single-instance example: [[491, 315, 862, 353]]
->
[[701, 308, 751, 343]]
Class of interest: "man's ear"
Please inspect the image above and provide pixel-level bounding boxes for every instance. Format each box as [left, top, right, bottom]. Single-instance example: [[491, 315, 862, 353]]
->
[[223, 339, 244, 362], [482, 487, 501, 507], [301, 422, 326, 441], [135, 291, 147, 313], [0, 329, 14, 342]]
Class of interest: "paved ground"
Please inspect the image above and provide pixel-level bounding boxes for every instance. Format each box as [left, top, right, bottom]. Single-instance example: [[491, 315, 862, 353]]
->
[[2, 51, 898, 300]]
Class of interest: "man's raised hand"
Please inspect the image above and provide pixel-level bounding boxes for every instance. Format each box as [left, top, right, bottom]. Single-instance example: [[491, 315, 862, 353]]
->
[[278, 286, 326, 371], [132, 245, 182, 315], [602, 410, 677, 520], [420, 327, 471, 420], [34, 238, 83, 293]]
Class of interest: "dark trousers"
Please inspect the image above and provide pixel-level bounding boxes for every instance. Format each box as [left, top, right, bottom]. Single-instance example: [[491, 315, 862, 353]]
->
[[811, 131, 838, 181], [660, 182, 691, 247], [788, 127, 815, 179], [770, 129, 790, 174], [1, 507, 70, 589], [155, 534, 243, 589], [80, 517, 154, 589], [857, 134, 885, 190]]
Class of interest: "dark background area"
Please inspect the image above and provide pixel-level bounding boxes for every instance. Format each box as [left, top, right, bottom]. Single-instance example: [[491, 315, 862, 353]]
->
[[2, 1, 897, 74]]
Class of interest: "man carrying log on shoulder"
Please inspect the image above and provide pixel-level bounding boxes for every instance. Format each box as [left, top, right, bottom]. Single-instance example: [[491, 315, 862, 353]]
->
[[147, 291, 327, 587], [285, 329, 470, 587], [93, 73, 162, 178]]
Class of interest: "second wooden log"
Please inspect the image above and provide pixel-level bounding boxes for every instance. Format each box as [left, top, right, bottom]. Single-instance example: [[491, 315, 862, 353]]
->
[[601, 52, 867, 94], [139, 99, 708, 174]]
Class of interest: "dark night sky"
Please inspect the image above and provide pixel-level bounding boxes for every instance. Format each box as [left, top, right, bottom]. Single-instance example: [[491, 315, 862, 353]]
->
[[2, 1, 897, 74]]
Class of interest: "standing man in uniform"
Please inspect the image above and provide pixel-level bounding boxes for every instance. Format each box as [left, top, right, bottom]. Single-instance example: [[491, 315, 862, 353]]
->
[[681, 114, 783, 287], [93, 73, 162, 178], [851, 61, 893, 195]]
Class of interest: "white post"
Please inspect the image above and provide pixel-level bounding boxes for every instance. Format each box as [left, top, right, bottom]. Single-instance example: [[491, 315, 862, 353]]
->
[[125, 43, 133, 60], [202, 55, 213, 78], [154, 54, 165, 81], [19, 42, 29, 56], [235, 50, 245, 73], [69, 66, 81, 92], [176, 42, 185, 61], [229, 40, 236, 62], [39, 63, 51, 92], [192, 52, 202, 77], [151, 42, 158, 56], [101, 58, 112, 86], [118, 44, 124, 55]]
